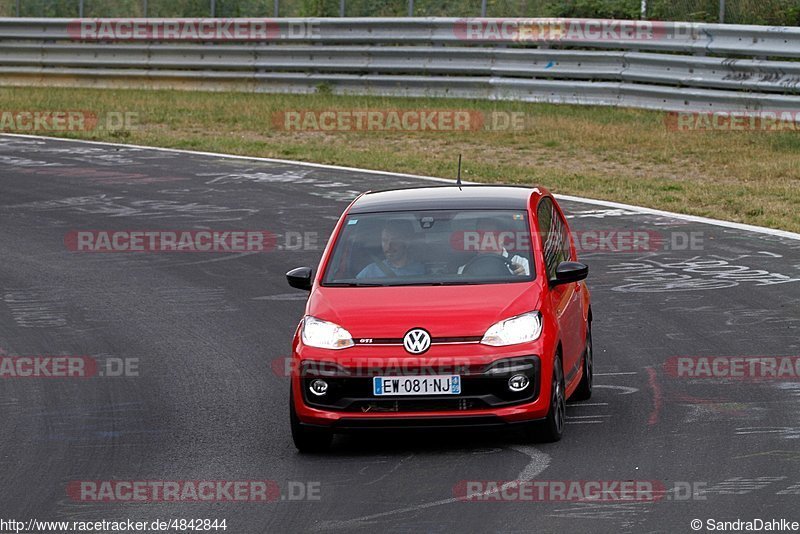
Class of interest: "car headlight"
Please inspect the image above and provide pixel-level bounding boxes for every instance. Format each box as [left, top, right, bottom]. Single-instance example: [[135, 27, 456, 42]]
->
[[301, 316, 354, 350], [481, 311, 543, 346]]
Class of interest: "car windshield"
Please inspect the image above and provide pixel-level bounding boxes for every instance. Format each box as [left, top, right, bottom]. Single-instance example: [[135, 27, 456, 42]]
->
[[322, 209, 535, 287]]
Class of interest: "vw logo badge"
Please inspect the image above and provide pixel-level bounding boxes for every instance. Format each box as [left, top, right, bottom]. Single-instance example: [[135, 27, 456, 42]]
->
[[403, 328, 431, 354]]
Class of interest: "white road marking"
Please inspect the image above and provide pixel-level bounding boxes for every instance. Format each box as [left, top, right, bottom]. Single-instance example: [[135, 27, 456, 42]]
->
[[593, 385, 639, 395]]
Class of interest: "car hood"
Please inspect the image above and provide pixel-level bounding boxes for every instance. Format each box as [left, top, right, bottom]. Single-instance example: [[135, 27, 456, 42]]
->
[[307, 283, 542, 338]]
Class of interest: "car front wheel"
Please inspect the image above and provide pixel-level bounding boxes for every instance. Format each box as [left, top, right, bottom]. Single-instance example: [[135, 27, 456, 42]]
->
[[525, 354, 565, 443], [572, 323, 593, 401], [290, 387, 333, 453], [541, 355, 565, 442]]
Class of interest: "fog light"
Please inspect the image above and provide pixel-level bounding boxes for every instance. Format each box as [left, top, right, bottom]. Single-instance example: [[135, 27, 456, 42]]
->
[[508, 374, 529, 392], [309, 379, 328, 396]]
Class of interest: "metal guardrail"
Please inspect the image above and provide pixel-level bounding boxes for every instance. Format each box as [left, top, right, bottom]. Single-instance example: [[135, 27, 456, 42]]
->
[[1, 18, 799, 113]]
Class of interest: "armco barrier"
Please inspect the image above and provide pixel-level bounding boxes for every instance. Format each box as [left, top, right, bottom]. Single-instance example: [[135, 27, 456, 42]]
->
[[1, 18, 799, 113]]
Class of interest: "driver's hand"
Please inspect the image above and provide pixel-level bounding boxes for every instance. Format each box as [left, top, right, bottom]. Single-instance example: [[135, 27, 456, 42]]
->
[[510, 263, 526, 275]]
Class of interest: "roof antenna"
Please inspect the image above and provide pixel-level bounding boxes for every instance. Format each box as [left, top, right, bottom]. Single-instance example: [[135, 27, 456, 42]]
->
[[456, 154, 463, 191]]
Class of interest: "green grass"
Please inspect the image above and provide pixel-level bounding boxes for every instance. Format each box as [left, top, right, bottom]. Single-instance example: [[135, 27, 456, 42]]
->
[[1, 86, 799, 232], [6, 0, 800, 24]]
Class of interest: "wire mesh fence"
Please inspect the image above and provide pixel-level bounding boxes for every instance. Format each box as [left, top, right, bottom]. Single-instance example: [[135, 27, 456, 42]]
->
[[1, 0, 797, 24]]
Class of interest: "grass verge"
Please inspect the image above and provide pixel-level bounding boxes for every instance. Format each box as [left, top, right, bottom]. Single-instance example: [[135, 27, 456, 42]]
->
[[1, 86, 798, 232]]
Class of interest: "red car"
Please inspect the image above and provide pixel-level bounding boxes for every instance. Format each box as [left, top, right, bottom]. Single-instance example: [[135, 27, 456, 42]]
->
[[286, 185, 592, 451]]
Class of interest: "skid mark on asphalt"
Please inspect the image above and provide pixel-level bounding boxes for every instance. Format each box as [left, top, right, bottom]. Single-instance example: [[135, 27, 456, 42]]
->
[[163, 250, 262, 267], [733, 450, 800, 462], [702, 476, 788, 495], [645, 367, 662, 426], [6, 194, 258, 223], [205, 169, 315, 185], [607, 256, 800, 293], [314, 445, 551, 531], [363, 454, 416, 486], [566, 208, 641, 219], [3, 288, 69, 328], [548, 502, 650, 524], [735, 427, 800, 439]]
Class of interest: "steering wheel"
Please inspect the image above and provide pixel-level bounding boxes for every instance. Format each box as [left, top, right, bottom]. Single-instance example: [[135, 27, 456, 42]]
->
[[461, 253, 515, 276]]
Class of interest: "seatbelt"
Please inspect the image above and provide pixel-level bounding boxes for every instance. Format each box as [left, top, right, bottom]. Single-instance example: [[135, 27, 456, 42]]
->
[[376, 260, 397, 278]]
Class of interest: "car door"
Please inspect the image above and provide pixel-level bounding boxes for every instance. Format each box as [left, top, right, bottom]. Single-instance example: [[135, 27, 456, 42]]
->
[[537, 197, 584, 386]]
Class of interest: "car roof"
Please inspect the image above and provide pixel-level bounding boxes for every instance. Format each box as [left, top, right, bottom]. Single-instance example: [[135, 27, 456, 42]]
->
[[348, 185, 546, 214]]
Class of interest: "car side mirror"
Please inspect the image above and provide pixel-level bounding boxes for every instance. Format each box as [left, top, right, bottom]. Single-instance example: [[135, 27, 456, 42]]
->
[[287, 267, 313, 291], [552, 261, 588, 286]]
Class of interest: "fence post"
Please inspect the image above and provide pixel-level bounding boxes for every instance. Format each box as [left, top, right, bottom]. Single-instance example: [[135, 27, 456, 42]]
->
[[79, 0, 84, 17], [15, 0, 20, 16], [719, 0, 725, 22], [211, 0, 216, 17], [143, 0, 148, 17], [274, 0, 279, 17], [340, 0, 345, 16], [408, 0, 414, 16], [481, 0, 487, 17]]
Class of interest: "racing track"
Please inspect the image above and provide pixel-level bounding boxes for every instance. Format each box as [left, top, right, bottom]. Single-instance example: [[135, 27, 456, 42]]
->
[[0, 134, 799, 533]]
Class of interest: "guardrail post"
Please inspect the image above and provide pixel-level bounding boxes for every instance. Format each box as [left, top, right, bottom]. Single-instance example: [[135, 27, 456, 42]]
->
[[211, 0, 216, 17], [719, 0, 725, 22], [79, 0, 84, 17], [274, 0, 279, 17], [408, 0, 414, 16], [340, 0, 345, 16], [143, 0, 148, 17], [15, 0, 20, 16], [481, 0, 487, 17]]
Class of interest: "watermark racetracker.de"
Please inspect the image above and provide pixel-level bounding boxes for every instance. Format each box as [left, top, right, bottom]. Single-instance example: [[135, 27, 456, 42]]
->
[[66, 480, 321, 502], [68, 19, 319, 41], [664, 356, 800, 380], [0, 111, 139, 132], [64, 230, 319, 252], [0, 356, 140, 378], [665, 111, 800, 132]]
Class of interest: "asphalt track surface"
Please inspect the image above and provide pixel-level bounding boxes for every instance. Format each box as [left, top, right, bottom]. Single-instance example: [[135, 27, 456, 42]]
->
[[1, 134, 799, 534]]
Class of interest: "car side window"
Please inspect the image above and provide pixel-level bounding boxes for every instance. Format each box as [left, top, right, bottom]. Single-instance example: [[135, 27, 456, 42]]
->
[[537, 198, 571, 281]]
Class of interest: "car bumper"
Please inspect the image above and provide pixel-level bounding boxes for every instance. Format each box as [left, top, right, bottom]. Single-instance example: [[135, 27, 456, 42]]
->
[[298, 414, 546, 432], [291, 342, 556, 429]]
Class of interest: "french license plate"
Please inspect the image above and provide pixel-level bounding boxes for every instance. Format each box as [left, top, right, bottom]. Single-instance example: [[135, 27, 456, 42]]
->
[[373, 375, 461, 396]]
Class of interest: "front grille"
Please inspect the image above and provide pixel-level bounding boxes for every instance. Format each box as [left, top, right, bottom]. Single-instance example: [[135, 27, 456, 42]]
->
[[348, 398, 487, 413], [301, 356, 540, 412]]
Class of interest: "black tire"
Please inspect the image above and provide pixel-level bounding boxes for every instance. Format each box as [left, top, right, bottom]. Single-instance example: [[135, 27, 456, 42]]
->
[[572, 323, 593, 401], [540, 355, 566, 442], [524, 354, 565, 443], [290, 387, 333, 453]]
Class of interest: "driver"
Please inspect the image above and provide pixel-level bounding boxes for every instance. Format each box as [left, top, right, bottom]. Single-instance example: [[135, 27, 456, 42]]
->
[[458, 217, 530, 276], [357, 220, 425, 279]]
